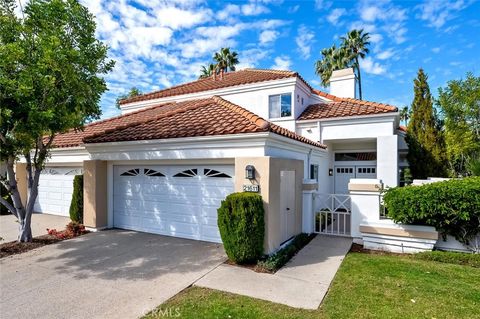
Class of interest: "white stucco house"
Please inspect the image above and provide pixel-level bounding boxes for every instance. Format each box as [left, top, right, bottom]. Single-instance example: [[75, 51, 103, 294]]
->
[[18, 67, 410, 253]]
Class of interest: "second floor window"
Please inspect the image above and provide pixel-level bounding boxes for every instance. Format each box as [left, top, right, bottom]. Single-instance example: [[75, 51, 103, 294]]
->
[[269, 93, 292, 118]]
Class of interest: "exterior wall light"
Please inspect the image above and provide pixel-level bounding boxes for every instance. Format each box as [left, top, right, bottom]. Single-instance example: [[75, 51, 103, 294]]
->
[[245, 165, 255, 179], [329, 168, 333, 176]]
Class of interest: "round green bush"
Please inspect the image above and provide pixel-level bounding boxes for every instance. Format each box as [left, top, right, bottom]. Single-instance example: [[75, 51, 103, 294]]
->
[[69, 175, 84, 223], [383, 177, 480, 250], [217, 192, 265, 264]]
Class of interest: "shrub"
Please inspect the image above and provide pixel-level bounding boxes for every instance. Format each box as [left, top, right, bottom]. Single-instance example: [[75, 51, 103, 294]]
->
[[217, 192, 265, 264], [0, 183, 13, 215], [383, 177, 480, 252], [69, 175, 83, 223], [413, 250, 480, 268], [257, 233, 315, 272]]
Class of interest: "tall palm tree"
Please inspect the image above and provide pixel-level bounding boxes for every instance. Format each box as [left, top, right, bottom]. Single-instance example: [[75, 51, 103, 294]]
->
[[400, 106, 410, 126], [340, 29, 370, 100], [199, 63, 216, 79], [213, 47, 239, 77]]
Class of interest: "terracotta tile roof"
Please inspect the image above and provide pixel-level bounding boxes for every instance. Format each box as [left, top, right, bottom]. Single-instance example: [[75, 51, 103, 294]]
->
[[50, 102, 186, 148], [53, 97, 325, 149], [298, 97, 398, 120], [119, 69, 299, 105]]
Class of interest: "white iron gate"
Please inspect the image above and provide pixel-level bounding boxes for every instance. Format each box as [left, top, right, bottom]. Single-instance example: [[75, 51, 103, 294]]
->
[[313, 193, 351, 236]]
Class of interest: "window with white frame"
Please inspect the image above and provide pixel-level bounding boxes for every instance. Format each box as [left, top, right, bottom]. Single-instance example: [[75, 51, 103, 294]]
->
[[269, 93, 292, 118], [310, 164, 319, 181]]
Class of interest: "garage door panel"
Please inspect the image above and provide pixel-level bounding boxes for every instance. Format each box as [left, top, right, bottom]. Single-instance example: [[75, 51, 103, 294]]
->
[[34, 168, 80, 217], [113, 165, 234, 243]]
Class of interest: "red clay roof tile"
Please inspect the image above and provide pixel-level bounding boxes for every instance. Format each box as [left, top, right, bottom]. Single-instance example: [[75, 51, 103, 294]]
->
[[53, 97, 325, 149]]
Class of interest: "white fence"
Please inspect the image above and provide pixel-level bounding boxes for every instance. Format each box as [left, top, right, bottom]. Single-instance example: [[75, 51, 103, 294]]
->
[[313, 193, 351, 236]]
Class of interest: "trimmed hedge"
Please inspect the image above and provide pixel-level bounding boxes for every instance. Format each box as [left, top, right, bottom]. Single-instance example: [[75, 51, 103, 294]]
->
[[217, 192, 265, 264], [69, 175, 84, 223], [383, 177, 480, 250]]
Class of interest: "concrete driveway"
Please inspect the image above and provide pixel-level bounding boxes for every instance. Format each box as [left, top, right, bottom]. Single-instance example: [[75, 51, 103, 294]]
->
[[1, 213, 71, 242], [0, 230, 226, 319]]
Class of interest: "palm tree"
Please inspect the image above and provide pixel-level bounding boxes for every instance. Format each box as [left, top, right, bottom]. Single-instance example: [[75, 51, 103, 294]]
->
[[340, 29, 370, 100], [213, 47, 239, 78], [400, 106, 410, 126], [199, 63, 216, 79], [315, 45, 350, 87]]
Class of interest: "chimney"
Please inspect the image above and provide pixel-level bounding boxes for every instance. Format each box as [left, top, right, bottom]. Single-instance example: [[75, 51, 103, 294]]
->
[[330, 68, 357, 99]]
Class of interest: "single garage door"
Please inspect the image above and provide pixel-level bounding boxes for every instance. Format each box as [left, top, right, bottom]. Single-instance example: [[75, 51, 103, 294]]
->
[[34, 167, 83, 216], [113, 165, 235, 243]]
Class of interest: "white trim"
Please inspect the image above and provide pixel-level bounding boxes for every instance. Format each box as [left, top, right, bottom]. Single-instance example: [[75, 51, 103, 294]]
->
[[121, 77, 298, 112], [297, 112, 399, 124]]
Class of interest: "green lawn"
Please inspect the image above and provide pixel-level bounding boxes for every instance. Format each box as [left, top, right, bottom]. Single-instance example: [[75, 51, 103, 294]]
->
[[145, 252, 480, 319]]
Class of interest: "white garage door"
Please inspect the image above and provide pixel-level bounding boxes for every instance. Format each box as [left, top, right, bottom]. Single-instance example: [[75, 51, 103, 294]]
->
[[34, 167, 83, 216], [113, 165, 235, 243]]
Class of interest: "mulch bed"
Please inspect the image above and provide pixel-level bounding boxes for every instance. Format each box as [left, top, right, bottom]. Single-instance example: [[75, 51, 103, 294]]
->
[[350, 243, 405, 256], [0, 235, 62, 258]]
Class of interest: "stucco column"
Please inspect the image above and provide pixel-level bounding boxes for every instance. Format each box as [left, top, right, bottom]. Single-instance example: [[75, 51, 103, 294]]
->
[[348, 179, 383, 240], [377, 135, 399, 188], [302, 180, 317, 233], [83, 160, 107, 229], [14, 163, 28, 206]]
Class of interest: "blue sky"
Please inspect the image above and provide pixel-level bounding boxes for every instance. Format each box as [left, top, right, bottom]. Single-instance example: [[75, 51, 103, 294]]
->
[[79, 0, 480, 119]]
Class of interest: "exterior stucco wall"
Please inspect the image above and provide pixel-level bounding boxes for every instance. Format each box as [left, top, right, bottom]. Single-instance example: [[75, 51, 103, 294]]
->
[[83, 160, 107, 229], [234, 157, 304, 254]]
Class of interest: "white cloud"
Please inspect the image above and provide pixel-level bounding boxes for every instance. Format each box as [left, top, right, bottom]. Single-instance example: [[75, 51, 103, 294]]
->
[[369, 33, 383, 44], [315, 0, 333, 10], [241, 2, 270, 16], [155, 7, 211, 30], [236, 48, 271, 69], [288, 5, 300, 13], [377, 49, 395, 60], [431, 47, 441, 53], [327, 8, 347, 25], [271, 56, 292, 70], [417, 0, 471, 28], [360, 57, 386, 75], [217, 4, 241, 20], [259, 30, 279, 45], [295, 25, 315, 59]]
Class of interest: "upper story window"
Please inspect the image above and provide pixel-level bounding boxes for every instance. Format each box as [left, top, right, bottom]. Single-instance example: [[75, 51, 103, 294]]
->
[[269, 93, 292, 118]]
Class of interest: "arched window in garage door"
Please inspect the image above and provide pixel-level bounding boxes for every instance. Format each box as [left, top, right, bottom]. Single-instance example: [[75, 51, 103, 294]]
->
[[204, 169, 232, 178], [144, 168, 165, 177], [120, 168, 140, 176], [173, 168, 198, 177]]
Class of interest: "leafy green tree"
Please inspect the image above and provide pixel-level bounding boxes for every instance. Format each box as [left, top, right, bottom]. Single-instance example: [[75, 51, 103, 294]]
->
[[115, 87, 142, 108], [437, 72, 480, 176], [314, 29, 370, 99], [406, 69, 447, 179], [0, 0, 114, 241]]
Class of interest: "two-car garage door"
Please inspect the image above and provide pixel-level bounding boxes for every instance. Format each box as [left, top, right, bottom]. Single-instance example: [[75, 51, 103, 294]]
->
[[113, 165, 234, 243]]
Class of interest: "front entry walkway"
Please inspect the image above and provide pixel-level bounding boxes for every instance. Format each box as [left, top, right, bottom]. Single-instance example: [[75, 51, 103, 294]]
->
[[195, 234, 352, 309]]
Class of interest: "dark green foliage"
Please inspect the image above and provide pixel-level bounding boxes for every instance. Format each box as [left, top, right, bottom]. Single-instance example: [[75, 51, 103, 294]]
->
[[217, 192, 265, 264], [0, 183, 13, 215], [383, 177, 480, 250], [69, 175, 83, 223], [406, 69, 447, 179], [413, 250, 480, 268], [257, 233, 315, 272]]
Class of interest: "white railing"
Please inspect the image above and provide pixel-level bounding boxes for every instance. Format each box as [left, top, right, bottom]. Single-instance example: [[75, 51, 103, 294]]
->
[[313, 193, 351, 236]]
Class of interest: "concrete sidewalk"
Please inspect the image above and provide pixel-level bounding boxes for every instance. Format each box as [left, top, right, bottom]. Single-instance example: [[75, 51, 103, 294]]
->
[[195, 234, 352, 309], [0, 213, 70, 242]]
